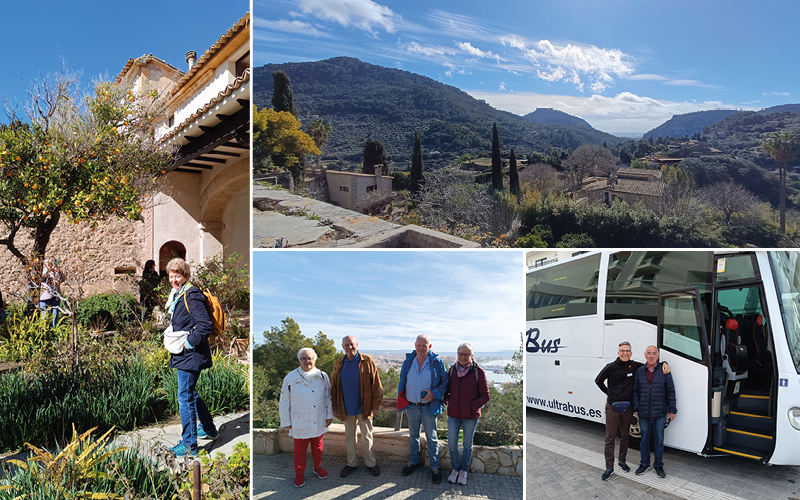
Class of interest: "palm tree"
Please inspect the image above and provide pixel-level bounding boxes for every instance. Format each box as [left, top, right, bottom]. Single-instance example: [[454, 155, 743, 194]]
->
[[762, 131, 800, 233], [306, 119, 332, 170]]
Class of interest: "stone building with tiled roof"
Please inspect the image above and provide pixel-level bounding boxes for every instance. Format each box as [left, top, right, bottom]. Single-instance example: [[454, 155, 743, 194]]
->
[[605, 168, 664, 208]]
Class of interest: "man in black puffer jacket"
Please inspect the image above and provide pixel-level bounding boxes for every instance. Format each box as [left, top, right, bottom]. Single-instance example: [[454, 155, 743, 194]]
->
[[595, 341, 669, 481], [633, 345, 677, 479]]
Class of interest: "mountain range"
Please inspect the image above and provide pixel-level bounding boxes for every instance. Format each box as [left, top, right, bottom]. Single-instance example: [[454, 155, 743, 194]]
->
[[254, 57, 621, 166]]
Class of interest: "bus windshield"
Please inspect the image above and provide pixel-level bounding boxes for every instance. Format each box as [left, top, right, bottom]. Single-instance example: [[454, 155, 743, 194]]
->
[[769, 251, 800, 374]]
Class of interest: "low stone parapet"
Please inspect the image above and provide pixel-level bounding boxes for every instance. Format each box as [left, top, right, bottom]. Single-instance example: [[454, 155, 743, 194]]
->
[[253, 424, 522, 477]]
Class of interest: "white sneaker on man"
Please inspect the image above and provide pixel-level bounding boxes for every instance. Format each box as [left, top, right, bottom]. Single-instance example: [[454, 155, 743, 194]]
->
[[457, 470, 468, 485], [447, 469, 459, 483]]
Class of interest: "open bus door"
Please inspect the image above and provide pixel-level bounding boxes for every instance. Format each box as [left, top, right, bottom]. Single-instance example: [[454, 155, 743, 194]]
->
[[657, 287, 711, 454]]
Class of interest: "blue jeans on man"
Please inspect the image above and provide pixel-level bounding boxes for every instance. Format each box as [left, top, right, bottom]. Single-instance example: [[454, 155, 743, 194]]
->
[[639, 416, 666, 468], [39, 298, 60, 328], [448, 417, 478, 471], [177, 369, 217, 450], [406, 403, 440, 470]]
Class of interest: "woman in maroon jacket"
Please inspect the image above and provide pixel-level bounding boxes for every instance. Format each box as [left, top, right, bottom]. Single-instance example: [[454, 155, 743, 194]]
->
[[444, 342, 490, 485]]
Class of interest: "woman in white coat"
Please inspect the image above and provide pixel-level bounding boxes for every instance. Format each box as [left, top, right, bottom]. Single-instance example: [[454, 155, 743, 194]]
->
[[279, 347, 334, 488]]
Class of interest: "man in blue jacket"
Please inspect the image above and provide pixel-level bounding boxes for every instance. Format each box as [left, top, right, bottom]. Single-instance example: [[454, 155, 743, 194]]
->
[[397, 334, 448, 484], [633, 345, 677, 478]]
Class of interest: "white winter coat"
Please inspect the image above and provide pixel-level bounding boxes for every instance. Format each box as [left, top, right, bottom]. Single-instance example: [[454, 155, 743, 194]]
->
[[279, 367, 334, 439]]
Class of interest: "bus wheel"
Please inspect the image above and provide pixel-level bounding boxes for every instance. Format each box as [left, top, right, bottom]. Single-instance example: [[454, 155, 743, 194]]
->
[[629, 412, 641, 440]]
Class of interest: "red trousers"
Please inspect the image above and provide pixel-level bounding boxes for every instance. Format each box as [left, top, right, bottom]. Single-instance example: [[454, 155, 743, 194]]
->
[[293, 435, 324, 476]]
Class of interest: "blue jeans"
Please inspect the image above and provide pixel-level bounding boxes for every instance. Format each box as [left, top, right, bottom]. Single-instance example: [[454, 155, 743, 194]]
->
[[39, 298, 59, 328], [639, 416, 666, 468], [177, 369, 216, 449], [406, 403, 440, 470], [448, 417, 479, 471]]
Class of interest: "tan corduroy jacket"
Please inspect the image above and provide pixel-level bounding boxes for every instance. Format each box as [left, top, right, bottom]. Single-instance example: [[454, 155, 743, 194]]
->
[[331, 352, 384, 419]]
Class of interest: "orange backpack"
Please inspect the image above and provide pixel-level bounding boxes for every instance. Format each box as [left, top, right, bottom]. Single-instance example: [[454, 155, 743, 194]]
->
[[183, 288, 225, 338]]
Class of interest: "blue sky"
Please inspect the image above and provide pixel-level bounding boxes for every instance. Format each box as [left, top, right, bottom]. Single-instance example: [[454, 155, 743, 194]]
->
[[0, 1, 249, 125], [255, 0, 798, 136], [252, 251, 523, 354]]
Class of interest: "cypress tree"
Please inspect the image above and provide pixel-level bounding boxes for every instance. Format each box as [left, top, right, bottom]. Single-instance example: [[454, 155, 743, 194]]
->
[[272, 70, 297, 116], [491, 122, 502, 189], [410, 130, 424, 194], [509, 148, 520, 197], [363, 140, 387, 174]]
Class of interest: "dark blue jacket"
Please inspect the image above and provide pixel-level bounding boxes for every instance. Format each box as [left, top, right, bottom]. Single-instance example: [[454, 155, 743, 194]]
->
[[633, 363, 677, 419], [169, 285, 213, 372], [397, 350, 448, 416]]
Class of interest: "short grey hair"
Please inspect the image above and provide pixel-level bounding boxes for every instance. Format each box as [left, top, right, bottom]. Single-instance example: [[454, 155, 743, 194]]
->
[[619, 341, 631, 349], [416, 334, 431, 344], [457, 342, 474, 354], [297, 348, 317, 361]]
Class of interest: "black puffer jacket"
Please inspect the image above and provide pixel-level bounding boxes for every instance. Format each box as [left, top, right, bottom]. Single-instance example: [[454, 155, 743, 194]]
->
[[633, 364, 677, 419], [169, 285, 213, 372]]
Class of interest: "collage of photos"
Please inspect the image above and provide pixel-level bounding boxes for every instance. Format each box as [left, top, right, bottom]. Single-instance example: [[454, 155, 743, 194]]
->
[[1, 1, 799, 500]]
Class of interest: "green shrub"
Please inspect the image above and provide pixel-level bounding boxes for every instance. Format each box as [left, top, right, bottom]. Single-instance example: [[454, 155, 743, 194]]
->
[[163, 353, 249, 416], [253, 398, 281, 428], [76, 292, 139, 331], [0, 308, 70, 362]]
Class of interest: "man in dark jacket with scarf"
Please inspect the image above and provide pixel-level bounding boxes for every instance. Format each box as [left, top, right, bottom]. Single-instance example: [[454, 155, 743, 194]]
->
[[595, 341, 669, 481], [633, 345, 677, 478]]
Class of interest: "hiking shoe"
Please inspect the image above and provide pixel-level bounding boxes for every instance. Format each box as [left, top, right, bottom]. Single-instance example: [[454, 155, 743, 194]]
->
[[169, 442, 198, 458], [313, 467, 328, 479], [340, 465, 356, 478], [448, 469, 459, 483], [618, 461, 630, 472], [432, 469, 441, 484], [294, 475, 305, 487], [401, 463, 420, 476], [635, 465, 650, 475], [601, 468, 613, 481], [457, 470, 468, 485], [367, 465, 381, 476], [655, 467, 666, 478], [197, 426, 219, 440]]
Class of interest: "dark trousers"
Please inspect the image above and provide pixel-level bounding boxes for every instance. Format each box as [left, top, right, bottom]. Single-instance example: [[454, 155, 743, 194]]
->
[[604, 403, 633, 469]]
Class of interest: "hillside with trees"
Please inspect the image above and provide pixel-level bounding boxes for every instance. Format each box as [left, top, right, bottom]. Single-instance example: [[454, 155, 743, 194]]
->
[[643, 110, 740, 140], [253, 57, 621, 167], [523, 108, 593, 129]]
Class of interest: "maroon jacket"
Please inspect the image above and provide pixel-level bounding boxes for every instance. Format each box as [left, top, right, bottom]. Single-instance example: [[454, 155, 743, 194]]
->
[[444, 361, 491, 420]]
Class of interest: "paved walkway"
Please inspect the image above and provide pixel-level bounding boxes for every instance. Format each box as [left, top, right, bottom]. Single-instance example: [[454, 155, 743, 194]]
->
[[253, 452, 522, 500], [526, 408, 800, 500]]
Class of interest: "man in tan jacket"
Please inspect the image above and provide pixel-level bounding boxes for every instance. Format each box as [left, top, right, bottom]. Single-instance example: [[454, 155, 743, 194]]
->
[[332, 335, 384, 477]]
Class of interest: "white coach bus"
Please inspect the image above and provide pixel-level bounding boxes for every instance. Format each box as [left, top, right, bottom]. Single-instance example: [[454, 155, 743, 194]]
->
[[525, 250, 800, 465]]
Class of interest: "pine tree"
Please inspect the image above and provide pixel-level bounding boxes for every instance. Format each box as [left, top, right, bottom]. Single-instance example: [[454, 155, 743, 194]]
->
[[363, 140, 387, 175], [509, 149, 520, 197], [410, 130, 424, 194], [491, 122, 502, 189], [271, 70, 296, 116]]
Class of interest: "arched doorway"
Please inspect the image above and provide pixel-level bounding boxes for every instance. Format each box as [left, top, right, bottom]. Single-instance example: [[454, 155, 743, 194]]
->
[[158, 241, 187, 277]]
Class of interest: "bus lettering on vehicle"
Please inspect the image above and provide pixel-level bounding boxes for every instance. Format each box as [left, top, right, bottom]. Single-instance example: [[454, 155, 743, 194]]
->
[[525, 327, 564, 353]]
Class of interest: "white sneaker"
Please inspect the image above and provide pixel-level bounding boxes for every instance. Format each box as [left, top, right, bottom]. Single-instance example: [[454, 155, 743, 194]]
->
[[447, 469, 459, 483], [457, 470, 468, 485]]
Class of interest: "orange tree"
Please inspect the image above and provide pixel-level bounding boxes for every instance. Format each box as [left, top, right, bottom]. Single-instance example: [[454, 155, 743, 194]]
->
[[0, 72, 172, 265]]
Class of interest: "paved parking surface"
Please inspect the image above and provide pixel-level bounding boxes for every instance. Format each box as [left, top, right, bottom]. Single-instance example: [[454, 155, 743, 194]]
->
[[253, 452, 523, 500], [526, 408, 800, 500]]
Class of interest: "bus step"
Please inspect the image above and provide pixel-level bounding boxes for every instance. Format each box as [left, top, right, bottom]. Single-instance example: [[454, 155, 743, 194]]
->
[[729, 410, 772, 432], [737, 392, 770, 413], [712, 444, 766, 461], [725, 426, 773, 451]]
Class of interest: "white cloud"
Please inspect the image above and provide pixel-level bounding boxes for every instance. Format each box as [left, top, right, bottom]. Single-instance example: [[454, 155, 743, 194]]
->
[[627, 73, 667, 81], [764, 91, 790, 96], [499, 81, 507, 91], [501, 35, 634, 93], [664, 79, 719, 88], [253, 17, 331, 37], [425, 10, 495, 41], [457, 41, 506, 62], [466, 89, 760, 135], [297, 0, 401, 35], [443, 61, 466, 78], [405, 41, 456, 57]]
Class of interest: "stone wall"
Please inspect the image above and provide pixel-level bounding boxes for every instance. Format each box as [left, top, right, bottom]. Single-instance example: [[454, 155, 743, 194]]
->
[[253, 425, 522, 477], [0, 211, 151, 301]]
